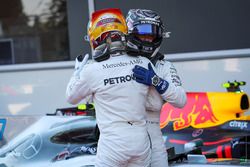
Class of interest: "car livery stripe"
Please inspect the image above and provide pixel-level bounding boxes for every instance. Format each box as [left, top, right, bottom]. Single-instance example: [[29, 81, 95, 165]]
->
[[224, 145, 232, 158], [216, 145, 223, 158]]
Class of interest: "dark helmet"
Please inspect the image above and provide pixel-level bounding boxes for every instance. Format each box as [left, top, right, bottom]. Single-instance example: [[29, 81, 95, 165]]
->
[[126, 9, 165, 59]]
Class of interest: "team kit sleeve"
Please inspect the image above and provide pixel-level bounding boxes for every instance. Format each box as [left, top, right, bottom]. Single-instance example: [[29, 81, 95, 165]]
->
[[158, 60, 187, 108]]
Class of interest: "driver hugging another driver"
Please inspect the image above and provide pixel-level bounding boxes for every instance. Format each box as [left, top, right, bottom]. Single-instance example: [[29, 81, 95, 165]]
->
[[66, 8, 186, 167]]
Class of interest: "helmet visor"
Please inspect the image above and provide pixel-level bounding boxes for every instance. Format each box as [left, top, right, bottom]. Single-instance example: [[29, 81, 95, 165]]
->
[[132, 24, 162, 42], [133, 24, 162, 36]]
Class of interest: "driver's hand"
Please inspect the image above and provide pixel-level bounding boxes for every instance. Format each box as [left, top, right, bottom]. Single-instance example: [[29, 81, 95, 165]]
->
[[74, 53, 89, 76]]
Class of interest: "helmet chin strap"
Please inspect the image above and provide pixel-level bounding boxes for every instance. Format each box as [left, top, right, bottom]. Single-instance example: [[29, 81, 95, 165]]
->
[[150, 47, 160, 59], [93, 45, 110, 62], [127, 40, 139, 50], [126, 41, 141, 56]]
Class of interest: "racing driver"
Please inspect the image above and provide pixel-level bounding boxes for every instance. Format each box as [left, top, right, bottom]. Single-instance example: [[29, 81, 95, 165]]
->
[[66, 8, 153, 167], [126, 9, 187, 167]]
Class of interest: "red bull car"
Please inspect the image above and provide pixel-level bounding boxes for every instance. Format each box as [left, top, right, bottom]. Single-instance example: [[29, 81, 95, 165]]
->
[[161, 81, 250, 161]]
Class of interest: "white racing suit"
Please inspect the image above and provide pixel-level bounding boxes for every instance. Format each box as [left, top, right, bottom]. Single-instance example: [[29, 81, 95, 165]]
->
[[66, 54, 152, 167], [146, 56, 187, 167]]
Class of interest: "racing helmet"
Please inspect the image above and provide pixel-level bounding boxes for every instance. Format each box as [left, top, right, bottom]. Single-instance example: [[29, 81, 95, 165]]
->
[[126, 9, 164, 59], [88, 8, 128, 62]]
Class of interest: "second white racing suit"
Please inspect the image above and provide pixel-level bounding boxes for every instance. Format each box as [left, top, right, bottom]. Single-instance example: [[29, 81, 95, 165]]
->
[[146, 54, 187, 167], [66, 54, 153, 167]]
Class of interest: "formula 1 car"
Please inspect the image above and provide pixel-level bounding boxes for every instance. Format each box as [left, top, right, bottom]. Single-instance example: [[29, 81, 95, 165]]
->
[[0, 81, 249, 167], [161, 81, 250, 162], [0, 114, 98, 167]]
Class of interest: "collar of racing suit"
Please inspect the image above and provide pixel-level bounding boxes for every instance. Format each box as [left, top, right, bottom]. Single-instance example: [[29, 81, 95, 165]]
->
[[151, 52, 164, 65]]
